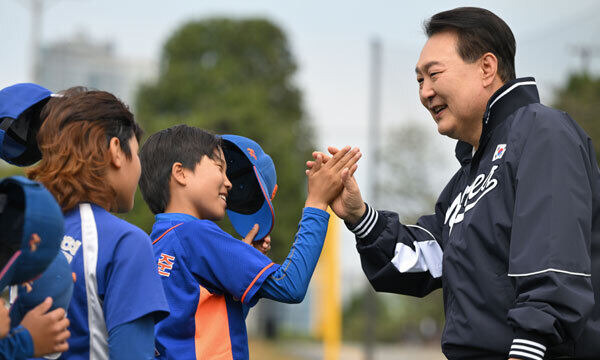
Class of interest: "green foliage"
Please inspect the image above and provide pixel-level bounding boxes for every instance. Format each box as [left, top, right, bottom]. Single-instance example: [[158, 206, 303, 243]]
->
[[553, 72, 600, 164], [376, 122, 447, 223], [130, 17, 314, 261], [342, 289, 444, 343]]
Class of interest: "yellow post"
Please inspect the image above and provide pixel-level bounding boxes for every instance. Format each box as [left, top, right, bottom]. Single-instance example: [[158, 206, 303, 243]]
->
[[314, 208, 341, 360]]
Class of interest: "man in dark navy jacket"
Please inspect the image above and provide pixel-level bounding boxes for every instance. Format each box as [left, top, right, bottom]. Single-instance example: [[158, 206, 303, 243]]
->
[[312, 7, 600, 360]]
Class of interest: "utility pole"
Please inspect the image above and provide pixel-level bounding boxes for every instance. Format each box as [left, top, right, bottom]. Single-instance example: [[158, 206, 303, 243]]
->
[[17, 0, 48, 82], [29, 0, 43, 82], [364, 37, 382, 360], [569, 45, 600, 75]]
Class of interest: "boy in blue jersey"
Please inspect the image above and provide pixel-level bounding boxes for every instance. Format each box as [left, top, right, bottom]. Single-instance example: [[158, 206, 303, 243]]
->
[[138, 125, 360, 360], [27, 87, 170, 359]]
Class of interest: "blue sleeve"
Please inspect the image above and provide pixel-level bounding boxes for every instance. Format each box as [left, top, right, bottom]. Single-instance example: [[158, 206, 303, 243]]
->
[[180, 221, 280, 306], [257, 207, 329, 303], [0, 325, 33, 359], [102, 228, 170, 331], [108, 314, 155, 360]]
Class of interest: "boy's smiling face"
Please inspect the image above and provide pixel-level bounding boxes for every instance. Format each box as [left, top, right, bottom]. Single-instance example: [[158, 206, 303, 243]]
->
[[186, 147, 232, 220]]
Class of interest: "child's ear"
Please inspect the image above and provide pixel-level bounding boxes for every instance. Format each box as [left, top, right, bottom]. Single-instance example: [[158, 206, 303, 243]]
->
[[171, 162, 187, 186], [108, 137, 123, 169]]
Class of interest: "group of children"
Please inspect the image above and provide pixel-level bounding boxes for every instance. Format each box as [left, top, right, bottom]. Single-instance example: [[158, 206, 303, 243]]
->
[[0, 84, 361, 359]]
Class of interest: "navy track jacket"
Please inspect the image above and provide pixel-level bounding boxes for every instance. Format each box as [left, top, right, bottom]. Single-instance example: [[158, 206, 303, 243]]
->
[[349, 78, 600, 360]]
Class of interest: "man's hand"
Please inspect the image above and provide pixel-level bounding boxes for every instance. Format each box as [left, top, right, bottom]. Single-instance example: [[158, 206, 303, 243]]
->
[[307, 146, 366, 225], [304, 146, 362, 211], [0, 298, 10, 339], [20, 297, 70, 356], [242, 224, 272, 255]]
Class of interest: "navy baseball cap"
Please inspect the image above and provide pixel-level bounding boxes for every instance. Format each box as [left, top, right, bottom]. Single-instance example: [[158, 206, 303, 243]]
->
[[0, 176, 64, 290], [0, 83, 53, 166], [221, 135, 277, 241], [9, 252, 74, 327]]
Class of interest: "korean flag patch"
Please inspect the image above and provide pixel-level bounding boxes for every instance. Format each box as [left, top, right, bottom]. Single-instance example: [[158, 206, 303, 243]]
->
[[493, 144, 507, 161]]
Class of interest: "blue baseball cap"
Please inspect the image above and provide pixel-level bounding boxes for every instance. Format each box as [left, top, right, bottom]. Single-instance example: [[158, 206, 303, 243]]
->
[[221, 135, 277, 241], [0, 83, 53, 166], [0, 176, 64, 290], [9, 252, 74, 327]]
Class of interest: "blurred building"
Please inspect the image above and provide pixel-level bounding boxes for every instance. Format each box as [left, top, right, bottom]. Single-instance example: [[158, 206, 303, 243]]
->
[[35, 32, 156, 108]]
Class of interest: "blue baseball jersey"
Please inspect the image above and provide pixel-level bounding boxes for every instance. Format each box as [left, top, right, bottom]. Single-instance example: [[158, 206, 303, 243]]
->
[[58, 203, 169, 359], [150, 213, 280, 360]]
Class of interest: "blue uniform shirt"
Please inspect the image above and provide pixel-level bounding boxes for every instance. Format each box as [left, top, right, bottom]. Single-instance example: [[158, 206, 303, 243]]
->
[[59, 203, 169, 359], [150, 213, 280, 360]]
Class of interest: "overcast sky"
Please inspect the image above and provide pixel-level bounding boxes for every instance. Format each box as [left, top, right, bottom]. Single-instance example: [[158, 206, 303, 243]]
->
[[2, 0, 600, 282]]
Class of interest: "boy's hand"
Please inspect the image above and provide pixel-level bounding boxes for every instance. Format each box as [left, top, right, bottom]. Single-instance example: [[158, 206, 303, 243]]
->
[[304, 146, 362, 211], [20, 297, 70, 356], [0, 298, 10, 339], [242, 224, 272, 255], [307, 147, 366, 225], [253, 236, 272, 255]]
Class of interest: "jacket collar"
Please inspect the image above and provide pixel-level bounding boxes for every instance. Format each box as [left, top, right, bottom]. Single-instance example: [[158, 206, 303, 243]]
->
[[455, 77, 540, 165]]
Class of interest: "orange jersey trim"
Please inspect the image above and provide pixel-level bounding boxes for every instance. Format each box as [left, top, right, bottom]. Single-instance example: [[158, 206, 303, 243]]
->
[[152, 223, 184, 245], [195, 286, 233, 360], [240, 262, 275, 304]]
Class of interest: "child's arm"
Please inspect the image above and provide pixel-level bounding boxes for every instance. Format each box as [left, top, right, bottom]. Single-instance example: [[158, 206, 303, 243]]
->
[[257, 207, 329, 303], [0, 326, 33, 360], [108, 314, 155, 360], [257, 146, 361, 303]]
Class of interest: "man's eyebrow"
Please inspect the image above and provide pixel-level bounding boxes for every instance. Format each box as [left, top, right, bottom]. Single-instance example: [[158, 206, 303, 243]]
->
[[415, 61, 442, 75]]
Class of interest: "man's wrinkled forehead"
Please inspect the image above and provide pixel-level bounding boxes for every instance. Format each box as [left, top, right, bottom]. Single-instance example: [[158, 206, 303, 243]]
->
[[415, 31, 460, 74]]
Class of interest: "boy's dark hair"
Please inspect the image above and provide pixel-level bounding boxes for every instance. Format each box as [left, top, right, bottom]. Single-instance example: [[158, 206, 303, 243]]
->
[[27, 87, 143, 212], [139, 125, 222, 214], [424, 7, 516, 82]]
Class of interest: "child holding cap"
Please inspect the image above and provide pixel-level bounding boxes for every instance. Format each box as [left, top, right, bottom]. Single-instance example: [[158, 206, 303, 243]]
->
[[138, 125, 360, 360]]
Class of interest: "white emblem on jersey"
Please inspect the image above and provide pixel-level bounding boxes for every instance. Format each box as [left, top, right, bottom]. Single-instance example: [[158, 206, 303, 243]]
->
[[61, 235, 82, 263], [445, 165, 499, 234], [493, 144, 507, 161]]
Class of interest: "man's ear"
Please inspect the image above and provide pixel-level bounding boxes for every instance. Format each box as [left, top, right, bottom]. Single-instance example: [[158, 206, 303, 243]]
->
[[171, 162, 187, 186], [108, 137, 123, 169], [480, 52, 499, 87]]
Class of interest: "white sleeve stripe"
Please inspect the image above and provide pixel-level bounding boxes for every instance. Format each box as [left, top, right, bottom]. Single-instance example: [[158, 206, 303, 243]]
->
[[353, 205, 374, 234], [354, 206, 376, 237], [508, 268, 591, 277], [357, 211, 378, 239], [510, 344, 545, 356], [80, 203, 109, 359], [354, 209, 374, 237], [508, 350, 543, 360], [513, 339, 547, 351], [405, 224, 436, 241]]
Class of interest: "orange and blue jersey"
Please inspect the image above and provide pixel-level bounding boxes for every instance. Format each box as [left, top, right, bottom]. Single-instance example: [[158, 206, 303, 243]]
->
[[59, 203, 170, 359], [150, 213, 280, 360]]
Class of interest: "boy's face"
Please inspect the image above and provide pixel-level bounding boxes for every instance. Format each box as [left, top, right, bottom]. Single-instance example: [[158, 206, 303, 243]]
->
[[114, 136, 141, 212], [187, 147, 232, 221]]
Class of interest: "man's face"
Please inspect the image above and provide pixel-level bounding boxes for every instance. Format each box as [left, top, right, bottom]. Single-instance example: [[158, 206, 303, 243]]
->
[[416, 31, 489, 143]]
